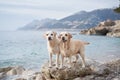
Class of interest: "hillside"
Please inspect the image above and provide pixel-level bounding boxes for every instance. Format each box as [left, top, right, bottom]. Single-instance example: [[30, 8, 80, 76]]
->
[[18, 9, 120, 30]]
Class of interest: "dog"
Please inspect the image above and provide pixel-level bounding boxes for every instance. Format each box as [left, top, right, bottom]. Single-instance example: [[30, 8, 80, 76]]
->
[[44, 31, 60, 68], [58, 32, 89, 68]]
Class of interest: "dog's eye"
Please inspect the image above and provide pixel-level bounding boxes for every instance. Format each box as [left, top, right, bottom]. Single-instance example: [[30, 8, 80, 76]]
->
[[51, 34, 53, 36], [65, 34, 67, 36]]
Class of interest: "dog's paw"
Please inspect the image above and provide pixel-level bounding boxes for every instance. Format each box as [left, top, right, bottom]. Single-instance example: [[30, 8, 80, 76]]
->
[[59, 66, 64, 69], [68, 66, 72, 69], [82, 65, 85, 68]]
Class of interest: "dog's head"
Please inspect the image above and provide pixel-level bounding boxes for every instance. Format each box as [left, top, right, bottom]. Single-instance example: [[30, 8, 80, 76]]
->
[[44, 31, 57, 41], [58, 32, 72, 42]]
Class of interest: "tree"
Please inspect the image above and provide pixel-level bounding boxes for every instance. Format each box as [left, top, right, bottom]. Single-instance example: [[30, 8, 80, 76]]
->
[[114, 0, 120, 13]]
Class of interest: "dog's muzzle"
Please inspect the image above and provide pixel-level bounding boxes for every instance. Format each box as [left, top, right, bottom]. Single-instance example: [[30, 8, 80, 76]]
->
[[62, 37, 66, 42], [48, 37, 52, 40]]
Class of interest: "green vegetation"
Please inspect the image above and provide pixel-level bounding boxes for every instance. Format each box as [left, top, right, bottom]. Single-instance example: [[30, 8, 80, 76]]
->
[[114, 0, 120, 13]]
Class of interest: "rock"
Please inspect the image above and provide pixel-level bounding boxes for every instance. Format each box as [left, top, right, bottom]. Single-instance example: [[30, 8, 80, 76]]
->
[[36, 73, 46, 80], [41, 59, 97, 80], [100, 19, 116, 26], [0, 72, 6, 79], [0, 67, 13, 79], [0, 67, 13, 73], [73, 77, 81, 80], [7, 66, 25, 75], [80, 27, 109, 35], [41, 59, 120, 80], [0, 59, 120, 80], [107, 29, 120, 37], [15, 78, 27, 80], [105, 59, 120, 73], [80, 20, 120, 38], [94, 27, 109, 35]]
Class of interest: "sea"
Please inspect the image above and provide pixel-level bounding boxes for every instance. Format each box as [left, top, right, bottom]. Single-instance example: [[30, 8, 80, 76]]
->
[[0, 31, 120, 69]]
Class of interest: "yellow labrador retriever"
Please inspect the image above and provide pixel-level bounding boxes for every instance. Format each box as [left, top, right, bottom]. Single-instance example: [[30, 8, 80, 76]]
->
[[44, 31, 60, 68], [58, 32, 89, 68]]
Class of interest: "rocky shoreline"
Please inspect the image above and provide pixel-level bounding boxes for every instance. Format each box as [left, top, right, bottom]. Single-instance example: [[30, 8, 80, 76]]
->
[[80, 20, 120, 38], [0, 58, 120, 80]]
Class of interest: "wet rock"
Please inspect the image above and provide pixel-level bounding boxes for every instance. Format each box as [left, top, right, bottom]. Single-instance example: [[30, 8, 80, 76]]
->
[[0, 72, 6, 79], [80, 27, 109, 35], [73, 77, 81, 80], [36, 73, 46, 80], [0, 67, 13, 73], [99, 19, 115, 26], [7, 66, 25, 75], [107, 29, 120, 38], [0, 59, 120, 80], [105, 59, 120, 75], [0, 67, 13, 79], [41, 60, 95, 80], [80, 20, 120, 38], [93, 65, 111, 76], [15, 78, 27, 80]]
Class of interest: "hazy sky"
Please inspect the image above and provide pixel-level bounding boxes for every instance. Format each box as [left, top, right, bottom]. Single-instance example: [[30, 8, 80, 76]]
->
[[0, 0, 119, 31]]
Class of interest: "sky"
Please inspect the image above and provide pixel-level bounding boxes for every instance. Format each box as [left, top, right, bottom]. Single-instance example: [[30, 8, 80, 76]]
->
[[0, 0, 119, 31]]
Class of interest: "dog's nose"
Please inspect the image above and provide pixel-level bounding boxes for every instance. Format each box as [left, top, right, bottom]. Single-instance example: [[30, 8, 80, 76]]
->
[[48, 37, 51, 40], [62, 37, 65, 41]]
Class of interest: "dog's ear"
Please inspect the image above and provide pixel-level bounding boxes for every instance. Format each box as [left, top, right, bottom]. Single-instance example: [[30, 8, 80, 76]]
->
[[58, 34, 62, 39], [68, 33, 72, 39]]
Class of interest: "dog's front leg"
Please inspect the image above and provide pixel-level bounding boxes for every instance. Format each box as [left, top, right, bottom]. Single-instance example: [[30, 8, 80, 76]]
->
[[56, 54, 59, 68], [68, 56, 72, 68], [60, 55, 64, 68], [49, 53, 52, 67]]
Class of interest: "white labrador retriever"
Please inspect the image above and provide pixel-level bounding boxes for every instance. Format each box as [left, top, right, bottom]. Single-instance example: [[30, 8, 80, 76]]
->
[[58, 32, 89, 68], [44, 31, 60, 68]]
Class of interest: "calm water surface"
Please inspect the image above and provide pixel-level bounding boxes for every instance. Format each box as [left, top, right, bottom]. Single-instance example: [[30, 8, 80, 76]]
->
[[0, 31, 120, 69]]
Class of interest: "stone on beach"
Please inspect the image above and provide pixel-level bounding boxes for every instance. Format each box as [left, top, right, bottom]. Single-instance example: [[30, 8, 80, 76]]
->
[[7, 66, 25, 75], [0, 59, 120, 80]]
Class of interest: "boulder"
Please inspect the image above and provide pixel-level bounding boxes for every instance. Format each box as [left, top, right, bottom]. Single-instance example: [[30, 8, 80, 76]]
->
[[94, 27, 109, 35], [0, 67, 13, 73], [107, 29, 120, 38], [36, 73, 46, 80], [0, 72, 6, 79], [41, 61, 93, 80], [80, 27, 109, 35], [104, 19, 115, 26], [0, 67, 13, 79], [0, 59, 120, 80], [99, 19, 115, 27], [41, 59, 113, 80], [15, 78, 27, 80], [7, 66, 25, 75], [80, 20, 120, 38]]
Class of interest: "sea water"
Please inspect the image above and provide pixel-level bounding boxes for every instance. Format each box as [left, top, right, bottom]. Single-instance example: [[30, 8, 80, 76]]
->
[[0, 31, 120, 69]]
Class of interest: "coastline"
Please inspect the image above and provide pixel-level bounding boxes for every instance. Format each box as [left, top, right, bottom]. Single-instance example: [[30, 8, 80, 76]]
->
[[0, 58, 120, 80]]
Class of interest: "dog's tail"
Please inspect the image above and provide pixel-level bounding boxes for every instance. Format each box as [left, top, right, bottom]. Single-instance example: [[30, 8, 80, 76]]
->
[[83, 42, 90, 45]]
